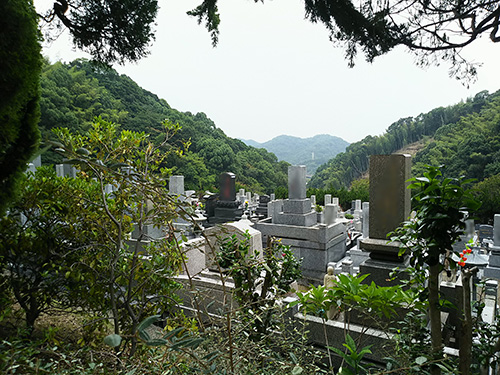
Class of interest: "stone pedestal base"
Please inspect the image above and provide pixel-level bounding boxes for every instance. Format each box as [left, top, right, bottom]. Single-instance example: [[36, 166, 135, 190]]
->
[[359, 258, 409, 287], [349, 248, 370, 268], [273, 211, 317, 227], [359, 238, 404, 262], [254, 221, 347, 284]]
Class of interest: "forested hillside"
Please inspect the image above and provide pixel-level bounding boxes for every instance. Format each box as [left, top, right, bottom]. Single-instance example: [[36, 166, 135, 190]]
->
[[412, 92, 500, 180], [241, 134, 349, 174], [309, 90, 500, 190], [39, 59, 288, 193]]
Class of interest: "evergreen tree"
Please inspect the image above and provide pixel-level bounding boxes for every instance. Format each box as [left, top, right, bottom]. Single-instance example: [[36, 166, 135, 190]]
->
[[0, 0, 42, 214]]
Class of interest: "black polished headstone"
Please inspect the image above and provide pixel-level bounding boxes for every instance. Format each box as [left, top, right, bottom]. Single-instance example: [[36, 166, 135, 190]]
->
[[219, 172, 236, 201]]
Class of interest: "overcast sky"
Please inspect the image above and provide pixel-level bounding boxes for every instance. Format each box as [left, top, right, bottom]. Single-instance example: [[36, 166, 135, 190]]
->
[[36, 0, 500, 144]]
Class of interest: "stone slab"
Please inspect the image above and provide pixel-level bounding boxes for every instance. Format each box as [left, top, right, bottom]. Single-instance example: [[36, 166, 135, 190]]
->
[[283, 198, 313, 214], [271, 200, 283, 223], [294, 312, 392, 367], [132, 223, 166, 240], [280, 231, 345, 252], [310, 195, 316, 207], [349, 248, 370, 268], [487, 249, 500, 267], [181, 237, 206, 276], [204, 220, 262, 270], [359, 237, 403, 261], [484, 266, 500, 279], [362, 202, 369, 238], [495, 214, 500, 246], [214, 207, 243, 218], [294, 236, 347, 282], [273, 211, 317, 227], [254, 220, 345, 243]]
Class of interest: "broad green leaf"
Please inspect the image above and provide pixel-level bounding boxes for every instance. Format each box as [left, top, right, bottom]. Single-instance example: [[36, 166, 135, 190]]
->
[[76, 147, 90, 156], [415, 356, 427, 365], [137, 315, 161, 333], [103, 334, 122, 347]]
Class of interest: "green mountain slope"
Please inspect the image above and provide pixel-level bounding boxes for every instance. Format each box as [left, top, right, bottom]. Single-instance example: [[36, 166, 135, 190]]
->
[[241, 134, 349, 174], [413, 92, 500, 181], [309, 90, 500, 189], [39, 59, 288, 193]]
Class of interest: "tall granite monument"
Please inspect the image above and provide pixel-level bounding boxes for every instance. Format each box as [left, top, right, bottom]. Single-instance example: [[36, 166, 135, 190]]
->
[[359, 154, 411, 286]]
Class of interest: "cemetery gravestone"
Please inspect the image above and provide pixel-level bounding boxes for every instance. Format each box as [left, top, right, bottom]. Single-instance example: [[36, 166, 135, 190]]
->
[[56, 164, 64, 177], [220, 173, 236, 201], [359, 154, 411, 286], [367, 154, 410, 243], [324, 194, 332, 205], [255, 165, 347, 283], [362, 202, 369, 238], [288, 166, 306, 199], [324, 204, 338, 225], [479, 224, 494, 246], [257, 195, 270, 218], [273, 166, 316, 227], [204, 220, 263, 270], [484, 215, 500, 279], [354, 200, 362, 219], [207, 172, 242, 225], [204, 193, 217, 218], [169, 175, 185, 196]]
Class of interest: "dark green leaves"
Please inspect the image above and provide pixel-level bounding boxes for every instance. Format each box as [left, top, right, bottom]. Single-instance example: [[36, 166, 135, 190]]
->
[[393, 165, 480, 268]]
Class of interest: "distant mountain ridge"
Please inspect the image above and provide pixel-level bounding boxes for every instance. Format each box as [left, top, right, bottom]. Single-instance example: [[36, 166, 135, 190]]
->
[[240, 134, 349, 174]]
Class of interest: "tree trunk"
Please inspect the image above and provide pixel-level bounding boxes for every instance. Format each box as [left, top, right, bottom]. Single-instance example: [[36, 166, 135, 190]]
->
[[428, 263, 442, 375], [460, 267, 477, 374]]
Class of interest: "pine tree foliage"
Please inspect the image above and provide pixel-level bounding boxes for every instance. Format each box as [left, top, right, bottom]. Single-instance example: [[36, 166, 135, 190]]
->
[[40, 0, 158, 64], [188, 0, 500, 79], [0, 0, 42, 215]]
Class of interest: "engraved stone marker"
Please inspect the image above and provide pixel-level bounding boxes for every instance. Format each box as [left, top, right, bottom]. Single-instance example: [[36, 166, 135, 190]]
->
[[220, 172, 236, 201], [369, 154, 411, 240], [288, 166, 306, 200]]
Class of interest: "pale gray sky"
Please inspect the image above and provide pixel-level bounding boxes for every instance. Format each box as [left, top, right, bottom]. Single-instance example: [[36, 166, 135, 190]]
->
[[36, 0, 500, 144]]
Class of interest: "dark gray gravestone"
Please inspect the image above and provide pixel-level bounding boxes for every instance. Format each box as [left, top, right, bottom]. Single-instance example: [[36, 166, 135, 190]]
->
[[478, 224, 494, 245], [359, 154, 411, 286], [204, 193, 217, 218], [369, 154, 411, 240], [257, 195, 271, 217], [219, 172, 236, 201]]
